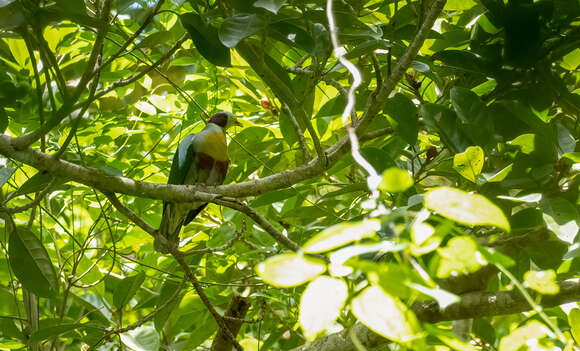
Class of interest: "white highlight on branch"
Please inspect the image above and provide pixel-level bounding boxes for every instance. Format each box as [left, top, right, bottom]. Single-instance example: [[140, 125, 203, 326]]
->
[[326, 0, 381, 198]]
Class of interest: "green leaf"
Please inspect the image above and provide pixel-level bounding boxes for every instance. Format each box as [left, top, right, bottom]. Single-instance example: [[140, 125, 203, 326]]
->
[[453, 146, 484, 183], [378, 168, 413, 193], [561, 48, 580, 70], [154, 279, 182, 332], [383, 93, 418, 145], [303, 219, 380, 254], [352, 261, 422, 299], [11, 171, 54, 198], [180, 13, 231, 67], [524, 269, 559, 295], [479, 247, 515, 268], [437, 236, 486, 278], [4, 38, 28, 69], [508, 133, 536, 154], [444, 0, 477, 10], [256, 253, 326, 287], [120, 325, 160, 351], [30, 323, 104, 343], [254, 0, 286, 13], [562, 152, 580, 162], [540, 197, 579, 244], [351, 286, 423, 348], [299, 276, 347, 341], [135, 100, 157, 115], [557, 124, 575, 155], [421, 104, 470, 153], [424, 324, 479, 351], [0, 166, 15, 188], [113, 272, 146, 310], [219, 14, 266, 48], [481, 163, 512, 183], [498, 321, 552, 351], [425, 187, 510, 232], [568, 309, 580, 344], [329, 242, 406, 277], [8, 227, 58, 298]]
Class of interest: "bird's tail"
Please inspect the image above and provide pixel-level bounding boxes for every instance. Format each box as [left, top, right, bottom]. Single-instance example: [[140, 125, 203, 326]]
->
[[155, 203, 184, 252]]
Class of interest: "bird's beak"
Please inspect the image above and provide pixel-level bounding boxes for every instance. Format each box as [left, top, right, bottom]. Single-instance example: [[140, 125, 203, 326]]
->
[[233, 119, 241, 126]]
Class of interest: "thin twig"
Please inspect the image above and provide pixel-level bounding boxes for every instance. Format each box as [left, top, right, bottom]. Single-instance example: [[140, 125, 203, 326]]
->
[[103, 192, 157, 237], [171, 250, 243, 351], [282, 104, 311, 164], [98, 0, 165, 71]]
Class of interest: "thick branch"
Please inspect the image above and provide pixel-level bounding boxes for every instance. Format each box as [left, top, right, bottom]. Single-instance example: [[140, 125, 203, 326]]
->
[[292, 279, 580, 351], [211, 296, 251, 351], [0, 128, 393, 202]]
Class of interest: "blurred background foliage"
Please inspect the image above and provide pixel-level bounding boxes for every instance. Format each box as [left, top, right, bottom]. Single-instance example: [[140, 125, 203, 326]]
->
[[0, 0, 579, 349]]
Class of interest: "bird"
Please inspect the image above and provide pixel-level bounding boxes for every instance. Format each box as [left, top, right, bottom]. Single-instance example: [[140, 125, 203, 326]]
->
[[156, 112, 239, 252]]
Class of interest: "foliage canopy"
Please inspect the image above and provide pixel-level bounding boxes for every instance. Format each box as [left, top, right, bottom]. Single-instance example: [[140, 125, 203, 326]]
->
[[0, 0, 579, 350]]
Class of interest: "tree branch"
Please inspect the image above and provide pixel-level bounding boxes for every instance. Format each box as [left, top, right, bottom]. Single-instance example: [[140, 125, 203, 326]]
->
[[103, 192, 157, 237], [171, 250, 243, 351]]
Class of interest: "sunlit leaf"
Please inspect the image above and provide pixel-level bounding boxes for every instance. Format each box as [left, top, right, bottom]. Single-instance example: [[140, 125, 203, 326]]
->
[[351, 286, 422, 347], [256, 253, 326, 287], [540, 197, 579, 244], [299, 276, 347, 340], [437, 236, 486, 278], [524, 269, 559, 295], [568, 308, 580, 344], [219, 14, 266, 48], [498, 321, 553, 351], [379, 168, 414, 193], [120, 325, 160, 351], [453, 146, 484, 183], [425, 187, 510, 232], [303, 219, 380, 253], [329, 241, 406, 276]]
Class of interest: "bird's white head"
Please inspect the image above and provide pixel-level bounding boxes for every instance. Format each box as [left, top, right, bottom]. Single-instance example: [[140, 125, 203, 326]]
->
[[209, 112, 241, 130]]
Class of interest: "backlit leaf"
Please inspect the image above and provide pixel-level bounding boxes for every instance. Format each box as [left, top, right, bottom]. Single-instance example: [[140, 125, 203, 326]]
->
[[425, 187, 510, 232], [256, 253, 326, 287], [299, 276, 347, 340], [303, 219, 380, 253]]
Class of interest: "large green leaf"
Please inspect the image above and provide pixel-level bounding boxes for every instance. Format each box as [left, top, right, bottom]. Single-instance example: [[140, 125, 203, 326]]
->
[[8, 227, 58, 298], [256, 253, 326, 287], [383, 93, 418, 145], [453, 146, 484, 183], [0, 166, 15, 188], [303, 219, 380, 253], [180, 13, 231, 67], [219, 14, 266, 48], [540, 197, 579, 244], [299, 276, 347, 341], [113, 272, 146, 310], [120, 325, 160, 351], [425, 187, 510, 232], [351, 286, 423, 348]]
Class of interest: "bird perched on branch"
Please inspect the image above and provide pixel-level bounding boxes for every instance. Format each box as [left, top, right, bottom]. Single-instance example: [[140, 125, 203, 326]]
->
[[155, 112, 239, 253]]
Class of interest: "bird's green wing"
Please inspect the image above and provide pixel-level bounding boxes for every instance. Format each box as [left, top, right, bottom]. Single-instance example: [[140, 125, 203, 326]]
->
[[168, 133, 197, 185]]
